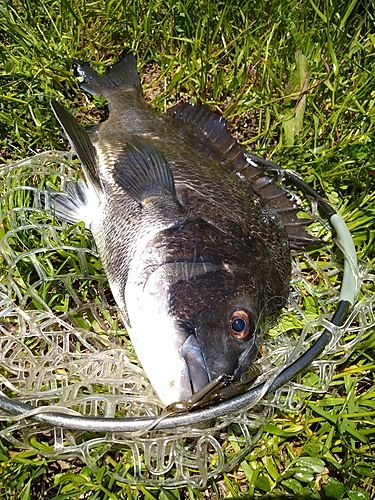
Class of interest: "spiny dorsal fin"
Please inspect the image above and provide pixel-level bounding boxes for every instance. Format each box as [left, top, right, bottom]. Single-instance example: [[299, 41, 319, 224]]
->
[[72, 53, 141, 97], [112, 141, 176, 205], [50, 99, 102, 197], [167, 103, 246, 167], [167, 103, 321, 249]]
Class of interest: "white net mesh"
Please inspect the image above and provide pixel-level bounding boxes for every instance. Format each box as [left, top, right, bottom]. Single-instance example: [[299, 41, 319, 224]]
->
[[0, 151, 373, 486]]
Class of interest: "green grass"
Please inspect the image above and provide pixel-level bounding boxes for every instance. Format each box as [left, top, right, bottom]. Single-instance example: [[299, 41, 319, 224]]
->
[[1, 0, 375, 498]]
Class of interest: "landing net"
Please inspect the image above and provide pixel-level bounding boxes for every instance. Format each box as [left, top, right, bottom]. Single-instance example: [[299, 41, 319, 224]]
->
[[0, 151, 373, 487]]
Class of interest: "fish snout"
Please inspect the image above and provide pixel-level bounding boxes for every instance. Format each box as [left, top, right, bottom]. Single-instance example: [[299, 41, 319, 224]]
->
[[180, 334, 210, 394]]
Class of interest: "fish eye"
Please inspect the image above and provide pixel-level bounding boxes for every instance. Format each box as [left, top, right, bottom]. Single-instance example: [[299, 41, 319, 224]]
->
[[229, 309, 254, 340]]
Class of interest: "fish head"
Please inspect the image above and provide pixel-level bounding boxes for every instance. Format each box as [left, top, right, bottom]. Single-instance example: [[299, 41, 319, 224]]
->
[[171, 268, 264, 391], [125, 219, 288, 406]]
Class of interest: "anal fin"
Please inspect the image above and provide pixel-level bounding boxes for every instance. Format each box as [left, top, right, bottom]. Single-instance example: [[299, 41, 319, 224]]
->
[[50, 99, 102, 198]]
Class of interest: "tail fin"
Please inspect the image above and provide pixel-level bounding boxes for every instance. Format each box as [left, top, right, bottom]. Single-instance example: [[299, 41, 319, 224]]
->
[[72, 53, 141, 97]]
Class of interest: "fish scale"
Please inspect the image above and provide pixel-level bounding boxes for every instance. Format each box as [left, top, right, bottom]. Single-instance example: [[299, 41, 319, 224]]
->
[[47, 54, 316, 406]]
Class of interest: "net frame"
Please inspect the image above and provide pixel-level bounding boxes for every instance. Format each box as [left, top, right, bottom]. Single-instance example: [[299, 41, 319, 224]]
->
[[0, 151, 373, 486]]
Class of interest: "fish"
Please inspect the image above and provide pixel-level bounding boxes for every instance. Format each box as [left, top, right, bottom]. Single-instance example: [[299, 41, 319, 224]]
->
[[47, 54, 316, 406]]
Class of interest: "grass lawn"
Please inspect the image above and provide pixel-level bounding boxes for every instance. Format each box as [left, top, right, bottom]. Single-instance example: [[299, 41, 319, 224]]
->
[[1, 0, 375, 498]]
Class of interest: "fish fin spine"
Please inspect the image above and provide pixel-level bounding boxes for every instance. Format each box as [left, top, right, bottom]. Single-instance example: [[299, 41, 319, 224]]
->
[[167, 103, 321, 248], [167, 103, 246, 167], [73, 54, 141, 96]]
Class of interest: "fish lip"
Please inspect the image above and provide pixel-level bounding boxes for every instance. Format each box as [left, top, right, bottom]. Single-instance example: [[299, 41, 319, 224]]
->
[[180, 330, 260, 398], [180, 333, 210, 394], [232, 333, 261, 381]]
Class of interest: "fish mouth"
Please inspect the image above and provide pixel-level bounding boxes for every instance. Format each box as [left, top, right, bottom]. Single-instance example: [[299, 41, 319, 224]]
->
[[180, 334, 210, 395], [179, 329, 260, 402], [232, 336, 261, 381]]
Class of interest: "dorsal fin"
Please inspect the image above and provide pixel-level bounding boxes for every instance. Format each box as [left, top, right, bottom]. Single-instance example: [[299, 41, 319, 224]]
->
[[167, 103, 320, 249], [167, 103, 246, 167]]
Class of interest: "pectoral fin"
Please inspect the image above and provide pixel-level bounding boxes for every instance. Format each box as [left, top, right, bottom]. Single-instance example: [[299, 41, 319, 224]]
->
[[112, 141, 177, 206]]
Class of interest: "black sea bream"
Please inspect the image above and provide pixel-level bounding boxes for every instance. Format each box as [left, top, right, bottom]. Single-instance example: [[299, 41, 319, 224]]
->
[[48, 54, 314, 406]]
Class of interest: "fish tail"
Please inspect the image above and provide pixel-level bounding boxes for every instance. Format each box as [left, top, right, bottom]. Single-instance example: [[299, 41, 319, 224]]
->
[[72, 54, 141, 96]]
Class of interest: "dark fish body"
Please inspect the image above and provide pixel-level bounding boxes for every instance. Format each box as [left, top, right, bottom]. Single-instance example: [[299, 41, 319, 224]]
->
[[49, 55, 313, 405]]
